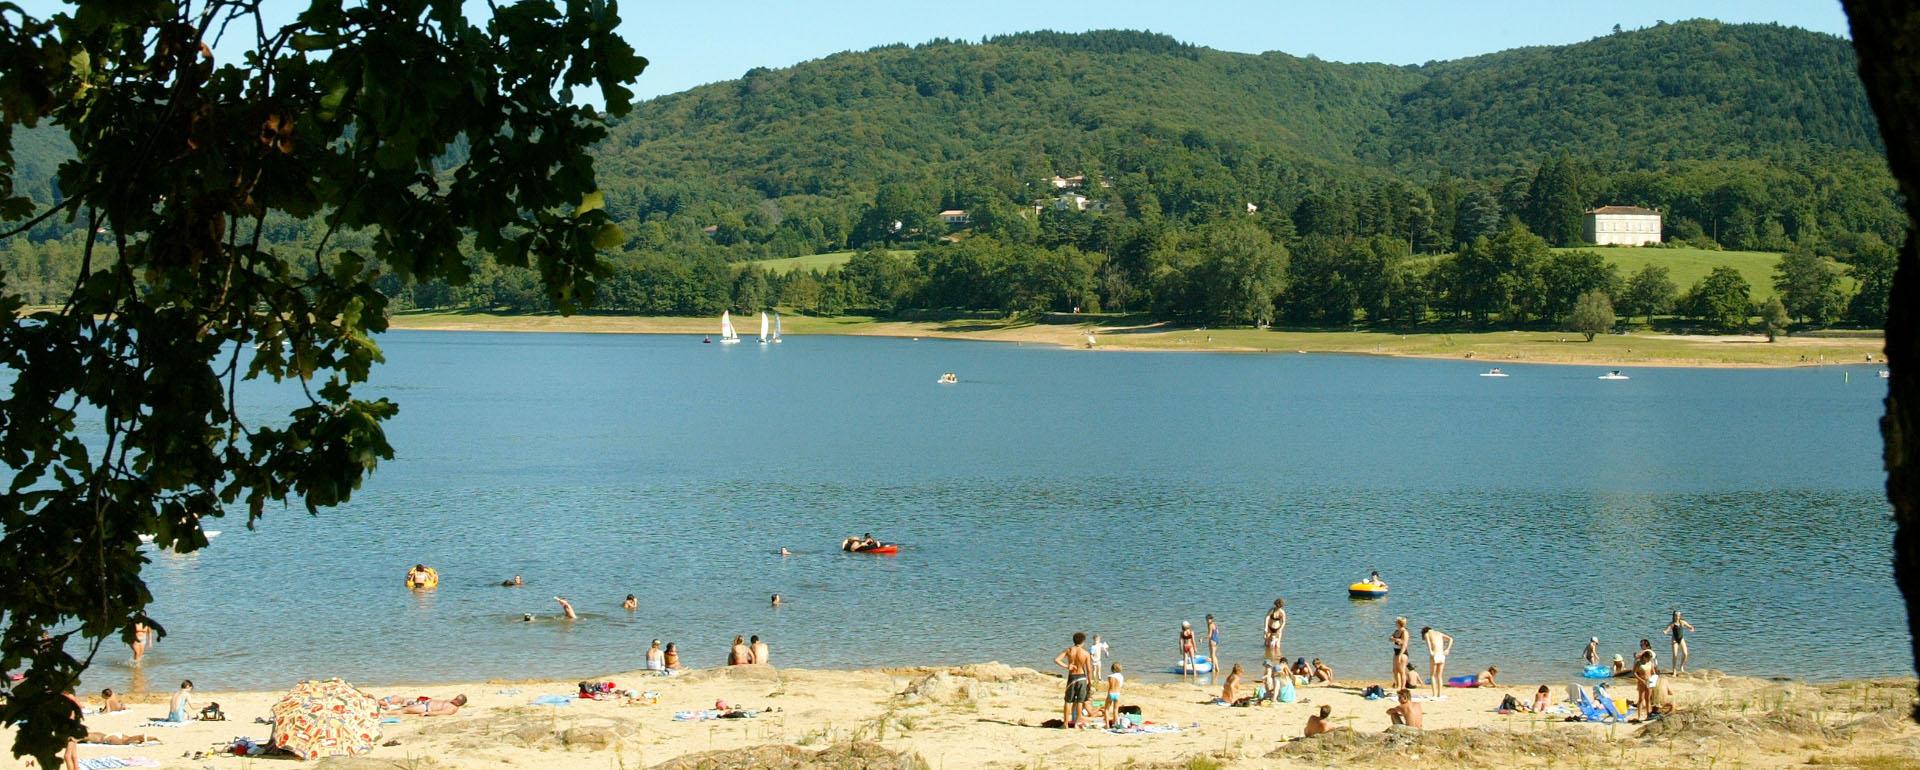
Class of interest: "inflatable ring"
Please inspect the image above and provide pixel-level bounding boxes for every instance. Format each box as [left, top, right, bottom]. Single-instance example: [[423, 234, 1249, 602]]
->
[[405, 567, 439, 590], [1348, 582, 1388, 599]]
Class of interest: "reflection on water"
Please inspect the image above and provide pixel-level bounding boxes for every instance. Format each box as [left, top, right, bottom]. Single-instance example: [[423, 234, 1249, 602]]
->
[[92, 332, 1900, 691]]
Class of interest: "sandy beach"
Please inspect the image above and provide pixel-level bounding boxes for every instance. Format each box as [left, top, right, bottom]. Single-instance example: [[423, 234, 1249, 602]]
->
[[384, 311, 1887, 369], [15, 664, 1916, 769]]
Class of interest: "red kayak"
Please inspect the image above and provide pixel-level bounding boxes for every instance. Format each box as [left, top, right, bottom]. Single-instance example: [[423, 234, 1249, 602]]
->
[[855, 545, 898, 555]]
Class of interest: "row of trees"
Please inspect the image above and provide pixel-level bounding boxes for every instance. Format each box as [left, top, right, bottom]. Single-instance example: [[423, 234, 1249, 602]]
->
[[330, 218, 1893, 334]]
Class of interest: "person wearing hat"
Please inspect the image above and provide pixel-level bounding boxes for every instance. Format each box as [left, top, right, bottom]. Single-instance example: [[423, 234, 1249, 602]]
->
[[1584, 637, 1600, 665], [1609, 653, 1630, 677], [1178, 621, 1197, 678]]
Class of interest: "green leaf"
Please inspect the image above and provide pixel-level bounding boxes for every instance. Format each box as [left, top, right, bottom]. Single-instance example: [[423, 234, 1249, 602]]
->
[[574, 190, 605, 215]]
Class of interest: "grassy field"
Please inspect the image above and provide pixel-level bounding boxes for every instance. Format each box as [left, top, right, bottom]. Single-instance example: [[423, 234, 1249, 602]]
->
[[1566, 246, 1789, 300], [388, 309, 1885, 368], [743, 250, 914, 275]]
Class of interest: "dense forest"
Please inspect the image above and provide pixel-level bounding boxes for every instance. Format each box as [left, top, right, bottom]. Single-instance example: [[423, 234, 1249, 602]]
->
[[0, 21, 1903, 331]]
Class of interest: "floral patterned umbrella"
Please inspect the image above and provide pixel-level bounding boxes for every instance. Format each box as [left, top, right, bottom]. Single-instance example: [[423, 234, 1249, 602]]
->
[[270, 678, 381, 760]]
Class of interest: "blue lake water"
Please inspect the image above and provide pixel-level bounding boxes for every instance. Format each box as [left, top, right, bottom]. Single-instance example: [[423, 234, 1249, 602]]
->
[[99, 331, 1904, 693]]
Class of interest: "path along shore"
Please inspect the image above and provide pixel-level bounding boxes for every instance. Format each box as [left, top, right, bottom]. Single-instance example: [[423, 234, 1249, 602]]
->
[[17, 663, 1916, 769]]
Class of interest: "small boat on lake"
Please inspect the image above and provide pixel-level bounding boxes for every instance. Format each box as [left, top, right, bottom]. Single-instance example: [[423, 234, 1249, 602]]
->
[[758, 312, 770, 344], [937, 372, 958, 384], [1480, 368, 1508, 377], [1881, 370, 1891, 379], [719, 311, 740, 344], [1598, 370, 1630, 380]]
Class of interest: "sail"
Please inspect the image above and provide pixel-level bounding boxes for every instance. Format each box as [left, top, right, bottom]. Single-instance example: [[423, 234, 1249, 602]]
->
[[774, 313, 783, 340], [759, 312, 769, 342], [721, 311, 736, 339]]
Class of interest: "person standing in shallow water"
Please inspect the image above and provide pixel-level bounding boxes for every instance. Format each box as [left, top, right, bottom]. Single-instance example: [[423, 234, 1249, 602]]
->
[[1053, 632, 1093, 729], [1664, 612, 1695, 675], [1205, 614, 1220, 670], [1178, 621, 1197, 678], [1585, 637, 1599, 665]]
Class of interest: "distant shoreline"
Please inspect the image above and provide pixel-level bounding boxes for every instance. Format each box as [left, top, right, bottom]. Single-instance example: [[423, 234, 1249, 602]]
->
[[385, 310, 1887, 370]]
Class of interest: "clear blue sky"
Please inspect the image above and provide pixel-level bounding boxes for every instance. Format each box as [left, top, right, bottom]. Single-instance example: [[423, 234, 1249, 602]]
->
[[16, 1, 1852, 100]]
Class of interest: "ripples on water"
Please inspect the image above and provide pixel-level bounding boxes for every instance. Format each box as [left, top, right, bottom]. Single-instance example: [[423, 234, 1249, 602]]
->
[[93, 333, 1903, 692]]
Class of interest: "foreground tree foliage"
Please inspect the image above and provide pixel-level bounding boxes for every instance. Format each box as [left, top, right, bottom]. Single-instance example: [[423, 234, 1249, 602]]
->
[[1840, 0, 1920, 718], [0, 0, 643, 762]]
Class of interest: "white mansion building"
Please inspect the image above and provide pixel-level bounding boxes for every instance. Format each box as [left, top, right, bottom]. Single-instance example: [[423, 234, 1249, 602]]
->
[[1583, 205, 1663, 246]]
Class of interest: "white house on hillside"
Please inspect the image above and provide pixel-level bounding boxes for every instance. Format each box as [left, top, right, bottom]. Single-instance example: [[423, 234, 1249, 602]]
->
[[938, 209, 970, 225], [1584, 205, 1662, 246]]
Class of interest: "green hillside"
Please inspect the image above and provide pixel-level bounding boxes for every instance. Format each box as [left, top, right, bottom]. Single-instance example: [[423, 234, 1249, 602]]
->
[[1572, 247, 1783, 300]]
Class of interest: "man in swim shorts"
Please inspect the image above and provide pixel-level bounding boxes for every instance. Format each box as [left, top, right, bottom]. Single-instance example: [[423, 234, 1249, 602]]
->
[[1053, 632, 1093, 729]]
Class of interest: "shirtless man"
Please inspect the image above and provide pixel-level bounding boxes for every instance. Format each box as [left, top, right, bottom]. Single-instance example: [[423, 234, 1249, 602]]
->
[[622, 595, 637, 611], [1422, 626, 1453, 698], [1303, 705, 1335, 737], [400, 694, 467, 716], [1053, 632, 1094, 729], [1585, 637, 1600, 665], [555, 597, 576, 620], [99, 688, 127, 713], [1265, 599, 1288, 662], [1386, 688, 1423, 729], [750, 635, 770, 666]]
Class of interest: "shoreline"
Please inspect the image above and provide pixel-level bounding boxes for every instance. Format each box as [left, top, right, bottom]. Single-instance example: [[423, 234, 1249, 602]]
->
[[23, 663, 1918, 769], [384, 311, 1889, 370]]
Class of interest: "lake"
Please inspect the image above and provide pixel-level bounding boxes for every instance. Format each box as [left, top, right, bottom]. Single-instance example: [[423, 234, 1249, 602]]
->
[[103, 331, 1904, 693]]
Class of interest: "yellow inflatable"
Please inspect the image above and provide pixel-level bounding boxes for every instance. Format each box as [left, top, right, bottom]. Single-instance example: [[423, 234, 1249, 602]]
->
[[1347, 582, 1387, 598], [405, 567, 439, 590]]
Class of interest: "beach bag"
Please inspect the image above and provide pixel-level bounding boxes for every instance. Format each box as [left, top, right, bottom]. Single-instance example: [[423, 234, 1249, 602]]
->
[[1498, 694, 1521, 712], [1119, 705, 1142, 716], [1362, 685, 1386, 700]]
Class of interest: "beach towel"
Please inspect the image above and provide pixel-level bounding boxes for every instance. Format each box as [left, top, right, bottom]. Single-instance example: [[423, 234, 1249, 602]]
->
[[531, 695, 574, 707], [1106, 723, 1180, 735], [77, 759, 161, 770], [139, 720, 185, 728], [1445, 675, 1479, 688]]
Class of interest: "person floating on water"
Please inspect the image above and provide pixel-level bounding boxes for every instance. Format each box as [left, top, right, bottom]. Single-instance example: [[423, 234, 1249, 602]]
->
[[1363, 571, 1387, 589], [840, 533, 888, 552], [622, 594, 637, 611], [501, 575, 523, 587]]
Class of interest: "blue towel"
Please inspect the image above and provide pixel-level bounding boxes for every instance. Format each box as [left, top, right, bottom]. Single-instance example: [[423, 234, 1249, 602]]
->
[[531, 695, 573, 707]]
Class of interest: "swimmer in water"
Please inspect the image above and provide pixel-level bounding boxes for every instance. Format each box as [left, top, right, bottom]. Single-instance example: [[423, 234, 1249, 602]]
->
[[556, 597, 576, 620], [501, 575, 523, 587], [771, 594, 782, 607], [779, 547, 791, 556], [622, 595, 637, 611]]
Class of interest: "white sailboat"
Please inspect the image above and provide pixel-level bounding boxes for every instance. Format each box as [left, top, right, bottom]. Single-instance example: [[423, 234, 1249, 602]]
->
[[720, 311, 741, 344], [773, 313, 783, 343], [758, 312, 770, 344]]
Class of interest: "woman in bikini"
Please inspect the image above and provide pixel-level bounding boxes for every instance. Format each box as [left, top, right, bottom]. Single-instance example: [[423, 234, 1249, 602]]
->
[[1389, 617, 1410, 689], [1205, 615, 1220, 671], [1178, 621, 1197, 678]]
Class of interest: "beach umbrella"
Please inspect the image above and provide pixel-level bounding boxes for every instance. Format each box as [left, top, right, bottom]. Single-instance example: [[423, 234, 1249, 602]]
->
[[270, 678, 381, 760]]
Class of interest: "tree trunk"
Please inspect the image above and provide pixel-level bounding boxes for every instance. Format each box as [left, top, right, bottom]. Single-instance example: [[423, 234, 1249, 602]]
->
[[1841, 0, 1920, 719]]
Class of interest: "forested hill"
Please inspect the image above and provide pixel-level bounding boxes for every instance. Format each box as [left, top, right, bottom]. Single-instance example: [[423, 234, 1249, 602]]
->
[[595, 21, 1876, 211], [1379, 20, 1880, 173]]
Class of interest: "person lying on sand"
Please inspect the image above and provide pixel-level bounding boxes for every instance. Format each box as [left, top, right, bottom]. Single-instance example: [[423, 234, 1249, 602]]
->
[[1386, 688, 1423, 729], [398, 695, 467, 716], [98, 688, 126, 713], [84, 732, 158, 745]]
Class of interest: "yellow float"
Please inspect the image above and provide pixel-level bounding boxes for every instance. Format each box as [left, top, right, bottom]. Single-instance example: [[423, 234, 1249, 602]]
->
[[405, 567, 439, 590], [1347, 582, 1387, 599]]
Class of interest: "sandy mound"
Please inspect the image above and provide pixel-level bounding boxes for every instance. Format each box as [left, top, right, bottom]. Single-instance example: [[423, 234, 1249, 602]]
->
[[650, 742, 927, 770], [1272, 726, 1608, 767], [897, 663, 1049, 704]]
